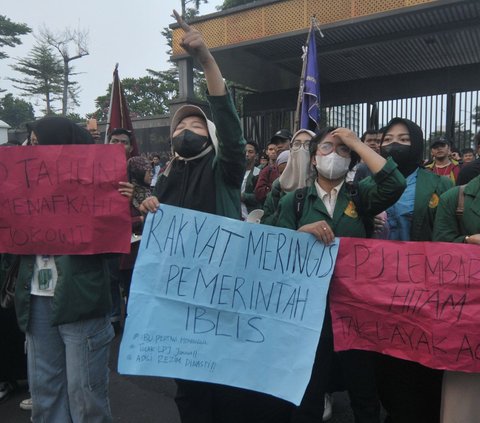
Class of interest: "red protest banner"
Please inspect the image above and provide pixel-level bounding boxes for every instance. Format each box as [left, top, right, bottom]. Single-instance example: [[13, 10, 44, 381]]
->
[[0, 144, 131, 255], [330, 238, 480, 373]]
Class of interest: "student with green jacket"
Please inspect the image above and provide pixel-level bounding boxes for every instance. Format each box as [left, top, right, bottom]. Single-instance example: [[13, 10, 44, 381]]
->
[[4, 117, 129, 423], [275, 126, 406, 423], [433, 173, 480, 423], [140, 11, 292, 423], [376, 117, 453, 423]]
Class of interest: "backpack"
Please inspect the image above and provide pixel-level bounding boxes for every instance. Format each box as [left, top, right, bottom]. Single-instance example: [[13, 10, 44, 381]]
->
[[455, 184, 466, 234], [293, 182, 374, 237]]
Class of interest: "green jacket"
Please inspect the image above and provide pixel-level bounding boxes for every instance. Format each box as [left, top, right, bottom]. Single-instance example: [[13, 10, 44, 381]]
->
[[1, 254, 111, 332], [209, 92, 246, 219], [409, 168, 453, 241], [242, 167, 261, 213], [261, 178, 283, 226], [275, 158, 406, 234], [432, 174, 480, 243]]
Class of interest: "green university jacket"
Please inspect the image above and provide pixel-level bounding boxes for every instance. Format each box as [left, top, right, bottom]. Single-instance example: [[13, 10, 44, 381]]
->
[[205, 91, 246, 219], [1, 254, 111, 333], [409, 168, 453, 241], [432, 174, 480, 243], [275, 158, 406, 235]]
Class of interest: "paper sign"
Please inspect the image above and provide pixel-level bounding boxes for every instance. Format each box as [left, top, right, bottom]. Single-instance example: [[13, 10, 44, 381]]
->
[[0, 144, 131, 254], [331, 238, 480, 373], [118, 204, 338, 405]]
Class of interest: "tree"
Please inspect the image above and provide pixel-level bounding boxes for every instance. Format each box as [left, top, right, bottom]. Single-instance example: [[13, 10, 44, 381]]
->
[[91, 69, 179, 121], [0, 15, 31, 60], [218, 0, 257, 11], [181, 0, 208, 16], [429, 122, 474, 150], [472, 106, 480, 127], [0, 93, 34, 128], [9, 42, 64, 115], [39, 26, 89, 116]]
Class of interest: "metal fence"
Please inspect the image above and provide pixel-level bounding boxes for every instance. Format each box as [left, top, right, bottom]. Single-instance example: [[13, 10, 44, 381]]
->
[[243, 90, 480, 157]]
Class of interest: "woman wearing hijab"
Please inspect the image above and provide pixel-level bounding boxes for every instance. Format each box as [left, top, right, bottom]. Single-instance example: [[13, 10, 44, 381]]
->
[[275, 126, 406, 423], [140, 11, 293, 423], [262, 129, 315, 226], [376, 117, 453, 423], [5, 116, 131, 423], [117, 156, 153, 308]]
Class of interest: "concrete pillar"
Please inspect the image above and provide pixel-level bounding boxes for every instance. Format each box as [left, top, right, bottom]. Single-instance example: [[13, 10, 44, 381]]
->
[[178, 58, 194, 99]]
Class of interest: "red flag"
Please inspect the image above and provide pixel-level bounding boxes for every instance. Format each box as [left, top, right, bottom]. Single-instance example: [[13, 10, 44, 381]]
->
[[105, 64, 139, 157]]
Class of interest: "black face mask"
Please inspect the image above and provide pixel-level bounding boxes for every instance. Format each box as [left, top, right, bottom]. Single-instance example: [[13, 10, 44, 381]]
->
[[381, 143, 417, 176], [172, 129, 210, 158]]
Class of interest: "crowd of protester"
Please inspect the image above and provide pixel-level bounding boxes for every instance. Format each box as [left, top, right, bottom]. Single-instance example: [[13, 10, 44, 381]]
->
[[2, 10, 480, 423]]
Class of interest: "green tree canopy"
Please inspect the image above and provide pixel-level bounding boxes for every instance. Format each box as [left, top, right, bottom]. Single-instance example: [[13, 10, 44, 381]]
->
[[428, 122, 474, 150], [0, 15, 31, 60], [218, 0, 257, 11], [9, 42, 64, 115], [91, 68, 179, 121], [0, 93, 34, 128], [472, 105, 480, 127]]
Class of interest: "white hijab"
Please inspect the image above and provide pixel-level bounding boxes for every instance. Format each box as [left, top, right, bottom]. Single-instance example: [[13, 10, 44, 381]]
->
[[279, 129, 316, 192]]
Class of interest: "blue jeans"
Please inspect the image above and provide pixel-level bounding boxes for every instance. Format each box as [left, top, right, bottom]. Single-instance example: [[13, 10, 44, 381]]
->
[[26, 296, 114, 423]]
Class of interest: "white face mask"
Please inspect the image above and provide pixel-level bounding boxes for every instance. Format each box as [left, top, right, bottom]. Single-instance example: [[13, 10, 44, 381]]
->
[[315, 153, 351, 180]]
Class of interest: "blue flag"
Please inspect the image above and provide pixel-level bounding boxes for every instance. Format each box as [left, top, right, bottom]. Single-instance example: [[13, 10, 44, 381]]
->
[[300, 28, 320, 130]]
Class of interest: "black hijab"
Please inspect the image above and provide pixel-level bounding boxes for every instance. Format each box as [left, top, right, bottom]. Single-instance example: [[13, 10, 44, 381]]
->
[[380, 117, 424, 177], [27, 116, 94, 145]]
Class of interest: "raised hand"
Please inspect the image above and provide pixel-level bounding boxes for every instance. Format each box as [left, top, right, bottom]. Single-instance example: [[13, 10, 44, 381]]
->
[[172, 9, 225, 95], [173, 9, 211, 66]]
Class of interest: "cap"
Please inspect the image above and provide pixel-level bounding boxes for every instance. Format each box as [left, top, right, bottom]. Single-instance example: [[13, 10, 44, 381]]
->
[[430, 136, 450, 148], [170, 105, 218, 154], [270, 129, 292, 143]]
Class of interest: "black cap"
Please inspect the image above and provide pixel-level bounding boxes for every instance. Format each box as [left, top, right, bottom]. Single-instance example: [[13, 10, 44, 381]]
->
[[430, 136, 450, 148], [270, 129, 292, 143]]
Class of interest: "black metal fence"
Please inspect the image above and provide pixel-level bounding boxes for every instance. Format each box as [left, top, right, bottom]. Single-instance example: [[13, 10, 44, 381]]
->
[[243, 90, 480, 157]]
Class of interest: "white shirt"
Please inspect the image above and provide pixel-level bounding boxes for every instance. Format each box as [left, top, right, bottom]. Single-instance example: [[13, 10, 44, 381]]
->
[[241, 167, 260, 220], [31, 255, 58, 296], [314, 180, 345, 218]]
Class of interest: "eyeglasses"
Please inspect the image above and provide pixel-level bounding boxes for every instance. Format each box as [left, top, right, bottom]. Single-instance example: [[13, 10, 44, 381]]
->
[[291, 140, 310, 151], [318, 142, 351, 158]]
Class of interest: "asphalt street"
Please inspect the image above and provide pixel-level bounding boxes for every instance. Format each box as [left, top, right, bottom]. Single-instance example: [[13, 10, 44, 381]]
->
[[1, 332, 364, 423]]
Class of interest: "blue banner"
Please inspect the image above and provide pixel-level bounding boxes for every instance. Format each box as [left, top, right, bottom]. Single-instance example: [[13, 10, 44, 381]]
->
[[118, 204, 338, 405], [300, 28, 320, 130]]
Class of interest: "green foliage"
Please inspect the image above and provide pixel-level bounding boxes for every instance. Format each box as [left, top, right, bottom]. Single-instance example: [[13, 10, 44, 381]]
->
[[39, 26, 89, 115], [472, 106, 480, 127], [181, 0, 209, 16], [428, 122, 474, 149], [0, 15, 31, 60], [0, 93, 34, 128], [91, 68, 179, 121], [218, 0, 257, 11], [9, 42, 64, 115]]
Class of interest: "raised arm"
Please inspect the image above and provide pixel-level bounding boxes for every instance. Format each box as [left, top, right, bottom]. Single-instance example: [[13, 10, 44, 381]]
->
[[173, 10, 225, 96]]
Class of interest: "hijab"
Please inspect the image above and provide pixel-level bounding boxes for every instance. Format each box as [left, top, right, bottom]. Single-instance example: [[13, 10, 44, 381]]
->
[[27, 116, 94, 145], [279, 129, 315, 192], [380, 117, 424, 177], [127, 156, 152, 210]]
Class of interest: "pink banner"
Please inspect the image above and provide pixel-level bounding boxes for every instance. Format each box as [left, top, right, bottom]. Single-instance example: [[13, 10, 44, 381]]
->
[[331, 238, 480, 373], [0, 144, 131, 255]]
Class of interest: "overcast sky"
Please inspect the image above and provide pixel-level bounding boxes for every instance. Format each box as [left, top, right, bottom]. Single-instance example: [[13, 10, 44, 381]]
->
[[0, 0, 223, 118]]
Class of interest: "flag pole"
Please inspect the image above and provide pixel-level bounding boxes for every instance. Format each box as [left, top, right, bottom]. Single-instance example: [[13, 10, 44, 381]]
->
[[294, 20, 314, 133], [104, 63, 119, 143]]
